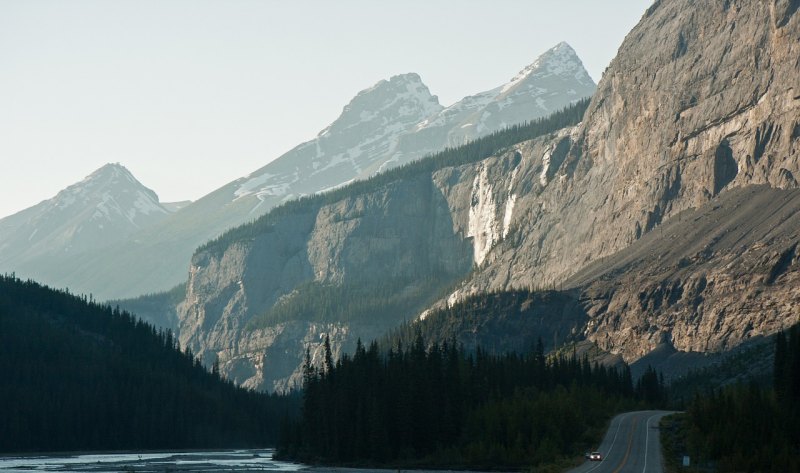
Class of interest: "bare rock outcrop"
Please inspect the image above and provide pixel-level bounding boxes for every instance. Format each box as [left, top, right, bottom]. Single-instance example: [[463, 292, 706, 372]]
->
[[458, 0, 800, 293], [568, 186, 800, 361]]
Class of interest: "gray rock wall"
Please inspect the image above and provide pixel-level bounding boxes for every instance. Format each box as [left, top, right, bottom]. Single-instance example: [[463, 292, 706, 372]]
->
[[178, 173, 476, 391], [447, 0, 800, 360]]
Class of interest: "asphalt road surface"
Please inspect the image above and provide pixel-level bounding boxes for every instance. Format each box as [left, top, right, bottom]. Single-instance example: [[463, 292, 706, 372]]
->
[[568, 410, 676, 473]]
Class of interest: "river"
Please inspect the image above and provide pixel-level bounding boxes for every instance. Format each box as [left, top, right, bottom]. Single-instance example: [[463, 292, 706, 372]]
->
[[0, 449, 304, 472]]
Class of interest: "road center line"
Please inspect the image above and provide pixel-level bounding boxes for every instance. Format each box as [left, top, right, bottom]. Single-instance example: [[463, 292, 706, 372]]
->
[[611, 414, 639, 473], [586, 412, 630, 473]]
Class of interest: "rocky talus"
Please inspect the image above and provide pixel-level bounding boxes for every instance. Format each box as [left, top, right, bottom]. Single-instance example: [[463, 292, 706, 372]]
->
[[570, 186, 800, 361]]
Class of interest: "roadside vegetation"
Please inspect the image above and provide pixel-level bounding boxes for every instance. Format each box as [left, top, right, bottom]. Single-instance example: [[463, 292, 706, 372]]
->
[[661, 326, 800, 472], [278, 331, 666, 469]]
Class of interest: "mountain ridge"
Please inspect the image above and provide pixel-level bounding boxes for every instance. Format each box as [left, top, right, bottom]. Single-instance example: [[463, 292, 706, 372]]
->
[[0, 44, 595, 300], [0, 163, 171, 272]]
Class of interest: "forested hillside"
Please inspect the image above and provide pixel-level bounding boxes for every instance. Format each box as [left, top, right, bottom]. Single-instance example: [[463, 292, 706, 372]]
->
[[278, 333, 666, 468], [109, 282, 186, 332], [0, 275, 297, 452], [384, 289, 586, 355], [664, 326, 800, 471]]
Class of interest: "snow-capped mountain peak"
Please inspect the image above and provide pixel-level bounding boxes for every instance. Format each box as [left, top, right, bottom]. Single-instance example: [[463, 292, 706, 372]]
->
[[83, 162, 141, 187], [232, 46, 595, 212], [318, 73, 442, 138], [406, 42, 596, 153], [501, 41, 594, 94], [0, 163, 171, 268], [50, 163, 166, 221], [234, 73, 444, 207]]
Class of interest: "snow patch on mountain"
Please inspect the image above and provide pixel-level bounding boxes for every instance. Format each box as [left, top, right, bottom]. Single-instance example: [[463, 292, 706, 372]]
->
[[502, 196, 516, 240], [224, 44, 594, 224], [0, 163, 171, 271], [502, 166, 520, 239], [501, 42, 593, 93], [256, 183, 293, 198], [540, 147, 553, 186], [234, 173, 278, 200], [468, 165, 501, 266]]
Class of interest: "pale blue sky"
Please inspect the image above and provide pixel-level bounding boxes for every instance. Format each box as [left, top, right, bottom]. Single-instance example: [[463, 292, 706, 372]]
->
[[0, 0, 652, 219]]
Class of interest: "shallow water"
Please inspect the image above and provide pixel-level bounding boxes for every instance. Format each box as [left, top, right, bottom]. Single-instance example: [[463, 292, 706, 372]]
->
[[0, 449, 304, 472]]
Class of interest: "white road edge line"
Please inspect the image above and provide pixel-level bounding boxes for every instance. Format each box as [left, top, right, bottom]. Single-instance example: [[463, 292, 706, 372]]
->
[[642, 412, 661, 473], [586, 412, 631, 473]]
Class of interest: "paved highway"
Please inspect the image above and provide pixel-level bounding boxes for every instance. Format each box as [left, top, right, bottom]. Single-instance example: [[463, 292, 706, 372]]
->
[[568, 410, 676, 473]]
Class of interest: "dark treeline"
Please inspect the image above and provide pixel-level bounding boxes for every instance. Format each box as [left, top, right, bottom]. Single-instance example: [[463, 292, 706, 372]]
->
[[200, 98, 590, 257], [679, 326, 800, 471], [667, 339, 773, 404], [108, 281, 187, 332], [0, 274, 298, 452], [278, 332, 665, 468]]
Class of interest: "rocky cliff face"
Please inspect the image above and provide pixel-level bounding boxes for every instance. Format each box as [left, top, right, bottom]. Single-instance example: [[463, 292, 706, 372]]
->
[[567, 185, 800, 362], [178, 173, 477, 391], [173, 121, 611, 390], [178, 0, 800, 390], [177, 133, 576, 390], [444, 0, 800, 359], [456, 0, 800, 292]]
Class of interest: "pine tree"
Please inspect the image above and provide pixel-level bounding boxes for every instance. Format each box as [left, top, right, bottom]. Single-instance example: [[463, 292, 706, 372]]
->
[[323, 334, 333, 376], [211, 355, 221, 378]]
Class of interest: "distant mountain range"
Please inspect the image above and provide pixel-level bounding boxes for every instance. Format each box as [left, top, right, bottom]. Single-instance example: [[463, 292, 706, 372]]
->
[[0, 42, 595, 299], [229, 42, 593, 212], [0, 164, 177, 280]]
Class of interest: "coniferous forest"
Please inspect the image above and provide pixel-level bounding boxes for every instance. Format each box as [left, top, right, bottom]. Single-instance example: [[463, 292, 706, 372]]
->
[[668, 326, 800, 472], [278, 333, 666, 469], [0, 275, 298, 452]]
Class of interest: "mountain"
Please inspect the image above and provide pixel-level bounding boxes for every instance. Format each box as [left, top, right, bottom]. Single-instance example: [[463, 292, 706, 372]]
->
[[442, 0, 800, 361], [159, 0, 800, 392], [0, 274, 294, 452], [2, 44, 595, 300], [210, 41, 594, 217], [172, 104, 589, 392], [162, 200, 192, 212], [0, 164, 172, 283], [388, 42, 596, 170]]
